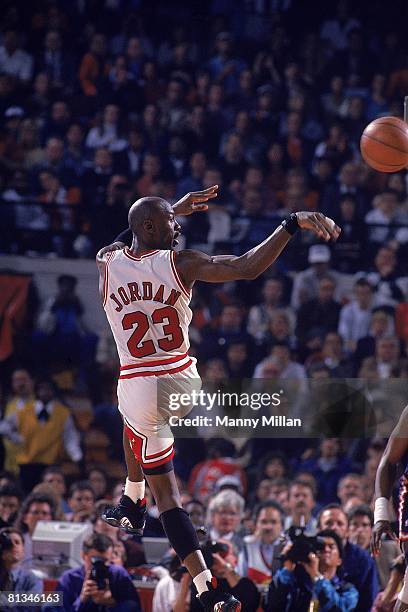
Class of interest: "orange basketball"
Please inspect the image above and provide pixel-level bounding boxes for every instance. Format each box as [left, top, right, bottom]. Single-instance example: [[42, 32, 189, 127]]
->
[[360, 116, 408, 172]]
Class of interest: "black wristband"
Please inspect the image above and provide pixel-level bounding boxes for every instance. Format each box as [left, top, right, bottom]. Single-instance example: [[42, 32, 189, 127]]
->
[[114, 228, 132, 246], [281, 213, 299, 236]]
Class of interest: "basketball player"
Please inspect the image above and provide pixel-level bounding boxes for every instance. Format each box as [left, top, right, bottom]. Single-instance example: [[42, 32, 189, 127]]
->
[[96, 185, 340, 611], [371, 405, 408, 612]]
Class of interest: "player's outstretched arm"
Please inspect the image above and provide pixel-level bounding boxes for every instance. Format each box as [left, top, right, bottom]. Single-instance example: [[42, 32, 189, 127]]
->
[[371, 405, 408, 555], [176, 212, 340, 285]]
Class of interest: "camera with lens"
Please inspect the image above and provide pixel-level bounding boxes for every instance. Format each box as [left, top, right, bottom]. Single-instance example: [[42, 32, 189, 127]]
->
[[90, 556, 110, 590], [283, 526, 326, 564], [201, 539, 230, 569]]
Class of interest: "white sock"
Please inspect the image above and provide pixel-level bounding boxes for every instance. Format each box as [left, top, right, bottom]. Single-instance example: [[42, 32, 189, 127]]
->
[[124, 477, 145, 502], [193, 570, 213, 596]]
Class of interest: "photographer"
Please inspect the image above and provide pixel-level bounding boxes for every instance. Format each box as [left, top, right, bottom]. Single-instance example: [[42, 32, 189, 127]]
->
[[238, 500, 287, 586], [190, 539, 260, 612], [265, 529, 358, 612], [54, 532, 140, 611], [0, 527, 42, 611]]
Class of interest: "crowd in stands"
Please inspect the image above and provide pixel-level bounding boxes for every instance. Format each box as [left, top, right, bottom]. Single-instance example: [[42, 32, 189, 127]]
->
[[1, 0, 408, 610]]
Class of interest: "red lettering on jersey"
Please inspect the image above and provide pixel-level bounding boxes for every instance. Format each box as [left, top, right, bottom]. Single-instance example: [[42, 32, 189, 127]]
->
[[118, 286, 130, 305], [110, 293, 123, 312], [165, 289, 181, 307], [128, 282, 141, 302], [153, 284, 165, 303], [142, 281, 153, 300]]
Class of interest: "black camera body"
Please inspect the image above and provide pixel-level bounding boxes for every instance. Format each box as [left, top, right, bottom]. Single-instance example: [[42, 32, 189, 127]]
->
[[284, 526, 326, 564], [90, 556, 110, 590], [201, 539, 229, 569]]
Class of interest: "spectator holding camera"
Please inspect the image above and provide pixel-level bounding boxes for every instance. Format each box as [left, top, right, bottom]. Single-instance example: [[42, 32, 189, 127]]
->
[[190, 539, 260, 612], [238, 500, 287, 587], [265, 529, 358, 611], [54, 532, 140, 611], [0, 527, 42, 612], [318, 504, 379, 612]]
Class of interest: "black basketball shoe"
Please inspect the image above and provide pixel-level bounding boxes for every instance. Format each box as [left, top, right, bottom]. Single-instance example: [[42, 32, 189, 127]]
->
[[101, 495, 146, 535], [199, 578, 242, 611]]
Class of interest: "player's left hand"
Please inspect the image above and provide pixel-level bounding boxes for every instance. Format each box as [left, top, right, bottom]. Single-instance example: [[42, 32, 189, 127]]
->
[[370, 520, 398, 556], [173, 185, 218, 216], [97, 241, 126, 259], [296, 212, 341, 242]]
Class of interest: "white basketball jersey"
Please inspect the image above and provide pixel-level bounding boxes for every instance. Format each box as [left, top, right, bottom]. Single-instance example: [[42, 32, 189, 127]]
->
[[102, 248, 193, 378]]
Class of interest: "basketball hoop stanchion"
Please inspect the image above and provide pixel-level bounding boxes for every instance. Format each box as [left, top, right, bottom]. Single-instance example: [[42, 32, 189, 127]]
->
[[404, 96, 408, 123]]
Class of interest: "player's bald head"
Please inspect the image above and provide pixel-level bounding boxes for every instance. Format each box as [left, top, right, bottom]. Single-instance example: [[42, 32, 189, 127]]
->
[[128, 196, 169, 234]]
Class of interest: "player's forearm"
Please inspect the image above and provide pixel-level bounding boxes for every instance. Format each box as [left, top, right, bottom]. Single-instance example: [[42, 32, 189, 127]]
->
[[234, 225, 292, 280], [375, 456, 397, 499]]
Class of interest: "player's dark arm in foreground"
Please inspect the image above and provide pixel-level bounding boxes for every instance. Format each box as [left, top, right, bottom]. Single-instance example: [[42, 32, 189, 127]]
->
[[371, 404, 408, 555], [176, 212, 340, 286]]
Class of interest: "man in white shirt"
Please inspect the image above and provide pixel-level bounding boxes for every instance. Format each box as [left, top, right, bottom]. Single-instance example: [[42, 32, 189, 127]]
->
[[238, 500, 287, 586], [284, 480, 317, 534], [338, 278, 374, 352], [0, 30, 33, 83]]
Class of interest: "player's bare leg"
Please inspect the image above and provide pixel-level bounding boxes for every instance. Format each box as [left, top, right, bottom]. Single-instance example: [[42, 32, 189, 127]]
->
[[144, 468, 241, 611], [102, 429, 147, 534]]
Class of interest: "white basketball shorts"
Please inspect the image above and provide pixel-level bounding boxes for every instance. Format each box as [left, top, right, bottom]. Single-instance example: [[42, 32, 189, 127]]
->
[[117, 357, 201, 470]]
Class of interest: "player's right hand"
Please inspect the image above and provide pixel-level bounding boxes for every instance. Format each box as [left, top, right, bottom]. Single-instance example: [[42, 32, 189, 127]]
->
[[370, 520, 398, 556], [296, 212, 341, 242]]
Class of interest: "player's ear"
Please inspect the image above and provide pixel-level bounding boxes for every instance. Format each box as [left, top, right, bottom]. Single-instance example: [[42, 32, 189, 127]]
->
[[144, 219, 154, 233]]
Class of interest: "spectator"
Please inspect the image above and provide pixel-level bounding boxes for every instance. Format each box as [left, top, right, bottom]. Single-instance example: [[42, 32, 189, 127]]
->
[[284, 480, 317, 534], [265, 528, 358, 611], [85, 104, 127, 152], [63, 123, 86, 178], [41, 466, 70, 514], [207, 32, 246, 94], [53, 532, 140, 611], [87, 467, 109, 501], [0, 485, 22, 528], [247, 278, 289, 343], [36, 30, 71, 90], [14, 492, 55, 561], [337, 475, 365, 507], [207, 490, 245, 552], [67, 481, 95, 523], [331, 194, 367, 273], [318, 504, 379, 612], [363, 246, 406, 309], [347, 504, 400, 590], [338, 279, 374, 353], [354, 309, 394, 369], [78, 34, 109, 98], [0, 527, 42, 611], [372, 336, 402, 379], [291, 245, 343, 310], [254, 342, 306, 384], [297, 439, 354, 507], [365, 191, 408, 247], [33, 274, 97, 370], [238, 500, 286, 586], [3, 369, 35, 474], [296, 275, 341, 347], [0, 30, 33, 84], [2, 378, 82, 491]]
